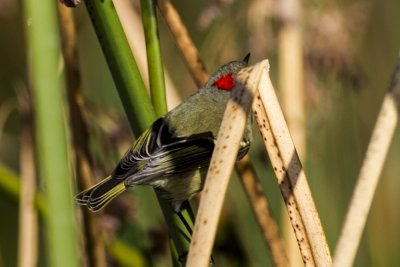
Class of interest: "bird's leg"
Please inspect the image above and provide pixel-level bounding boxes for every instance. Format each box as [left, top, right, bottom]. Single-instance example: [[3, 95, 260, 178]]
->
[[176, 210, 214, 266]]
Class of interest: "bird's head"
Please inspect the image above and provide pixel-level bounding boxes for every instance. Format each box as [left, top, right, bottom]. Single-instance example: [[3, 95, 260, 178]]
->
[[205, 53, 250, 92]]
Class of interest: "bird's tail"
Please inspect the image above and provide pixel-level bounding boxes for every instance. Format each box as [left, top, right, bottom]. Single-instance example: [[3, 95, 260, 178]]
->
[[75, 176, 126, 211]]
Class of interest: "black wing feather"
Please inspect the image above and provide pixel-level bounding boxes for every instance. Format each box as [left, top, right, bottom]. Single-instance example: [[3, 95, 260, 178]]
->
[[109, 118, 214, 185]]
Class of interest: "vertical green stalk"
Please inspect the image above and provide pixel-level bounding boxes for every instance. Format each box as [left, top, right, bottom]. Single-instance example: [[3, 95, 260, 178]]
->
[[83, 0, 194, 264], [83, 0, 156, 135], [140, 1, 196, 261], [141, 0, 168, 116], [23, 0, 79, 266]]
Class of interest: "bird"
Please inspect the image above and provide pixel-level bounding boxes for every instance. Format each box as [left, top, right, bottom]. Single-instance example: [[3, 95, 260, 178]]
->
[[75, 54, 252, 214]]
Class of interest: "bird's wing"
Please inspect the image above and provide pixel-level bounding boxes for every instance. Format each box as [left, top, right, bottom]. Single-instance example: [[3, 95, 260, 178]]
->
[[131, 137, 214, 181], [119, 119, 215, 186], [111, 118, 214, 184]]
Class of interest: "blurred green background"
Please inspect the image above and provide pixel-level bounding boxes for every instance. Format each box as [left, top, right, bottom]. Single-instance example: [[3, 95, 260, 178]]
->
[[1, 0, 400, 266]]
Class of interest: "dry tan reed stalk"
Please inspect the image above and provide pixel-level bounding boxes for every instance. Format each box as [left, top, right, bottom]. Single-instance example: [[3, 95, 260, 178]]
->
[[58, 5, 106, 267], [278, 0, 305, 158], [277, 1, 305, 265], [332, 56, 400, 267], [278, 35, 304, 155], [156, 0, 209, 87], [18, 118, 38, 267], [236, 155, 290, 267], [186, 60, 269, 267], [252, 93, 313, 266], [252, 69, 332, 266]]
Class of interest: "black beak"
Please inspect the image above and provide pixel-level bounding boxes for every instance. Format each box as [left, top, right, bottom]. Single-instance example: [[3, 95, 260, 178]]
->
[[243, 53, 251, 65]]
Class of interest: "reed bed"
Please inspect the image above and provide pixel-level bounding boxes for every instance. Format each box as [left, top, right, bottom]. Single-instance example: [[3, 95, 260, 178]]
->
[[0, 1, 398, 266]]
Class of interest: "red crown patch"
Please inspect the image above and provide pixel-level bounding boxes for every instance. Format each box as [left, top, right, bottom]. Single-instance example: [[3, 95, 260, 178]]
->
[[212, 73, 234, 91]]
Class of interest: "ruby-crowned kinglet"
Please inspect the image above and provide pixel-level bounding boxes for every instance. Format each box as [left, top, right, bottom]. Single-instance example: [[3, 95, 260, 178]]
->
[[75, 54, 252, 213]]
